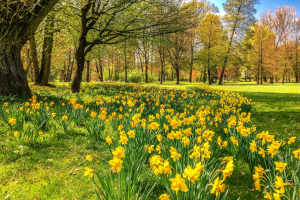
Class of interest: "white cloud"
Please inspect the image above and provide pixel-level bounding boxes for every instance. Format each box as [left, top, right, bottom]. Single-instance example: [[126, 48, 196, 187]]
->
[[217, 10, 226, 17]]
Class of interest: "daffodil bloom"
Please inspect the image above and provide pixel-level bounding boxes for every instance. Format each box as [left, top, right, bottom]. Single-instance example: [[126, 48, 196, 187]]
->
[[258, 147, 266, 158], [4, 102, 8, 106], [183, 166, 199, 183], [210, 177, 225, 196], [293, 148, 300, 159], [169, 173, 188, 195], [14, 131, 20, 137], [105, 136, 112, 145], [275, 161, 287, 172], [86, 155, 93, 162], [273, 189, 283, 200], [222, 160, 235, 181], [51, 113, 56, 117], [38, 131, 43, 135], [163, 160, 172, 175], [8, 118, 16, 126], [157, 134, 162, 142], [148, 122, 160, 130], [90, 112, 97, 118], [264, 192, 272, 200], [112, 147, 125, 159], [84, 167, 93, 178], [109, 158, 123, 172], [127, 130, 135, 138], [230, 136, 239, 146], [156, 145, 162, 154], [147, 145, 154, 153], [275, 176, 286, 193], [170, 147, 181, 161], [254, 181, 261, 191], [62, 115, 68, 121], [119, 135, 128, 144], [288, 137, 296, 144], [249, 140, 257, 152], [159, 193, 170, 200], [181, 137, 190, 147]]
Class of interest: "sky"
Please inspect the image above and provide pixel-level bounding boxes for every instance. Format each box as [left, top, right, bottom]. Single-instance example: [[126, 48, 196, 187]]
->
[[208, 0, 300, 19]]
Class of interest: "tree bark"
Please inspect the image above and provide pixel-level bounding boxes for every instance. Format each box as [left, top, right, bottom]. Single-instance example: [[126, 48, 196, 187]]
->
[[124, 42, 128, 83], [189, 42, 193, 82], [86, 60, 90, 82], [71, 2, 91, 92], [144, 53, 149, 83], [0, 45, 32, 97], [29, 33, 41, 85], [40, 14, 55, 86], [175, 67, 180, 84], [0, 0, 59, 97]]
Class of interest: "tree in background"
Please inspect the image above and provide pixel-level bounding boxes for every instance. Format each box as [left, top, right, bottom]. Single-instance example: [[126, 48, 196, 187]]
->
[[198, 13, 224, 85], [248, 23, 275, 84], [218, 0, 259, 85]]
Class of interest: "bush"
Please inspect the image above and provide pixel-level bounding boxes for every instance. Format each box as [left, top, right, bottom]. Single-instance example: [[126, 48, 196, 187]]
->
[[128, 70, 143, 83], [146, 73, 157, 83]]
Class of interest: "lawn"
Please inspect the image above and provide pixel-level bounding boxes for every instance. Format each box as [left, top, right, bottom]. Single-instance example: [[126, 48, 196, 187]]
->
[[0, 81, 299, 200]]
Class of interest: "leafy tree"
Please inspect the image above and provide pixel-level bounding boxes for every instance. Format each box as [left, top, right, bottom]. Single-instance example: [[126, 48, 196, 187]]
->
[[218, 0, 259, 85], [198, 13, 224, 84]]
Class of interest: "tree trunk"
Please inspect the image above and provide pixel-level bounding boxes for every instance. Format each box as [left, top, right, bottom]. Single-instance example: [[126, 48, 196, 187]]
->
[[175, 67, 180, 84], [65, 48, 72, 82], [282, 70, 285, 84], [145, 53, 149, 83], [29, 33, 41, 85], [0, 44, 32, 97], [71, 46, 86, 93], [99, 60, 103, 82], [68, 59, 74, 82], [257, 64, 259, 85], [189, 42, 193, 83], [160, 62, 164, 84], [95, 61, 101, 81], [124, 42, 128, 83], [40, 14, 55, 86], [270, 75, 273, 84], [86, 60, 90, 82], [208, 68, 212, 85]]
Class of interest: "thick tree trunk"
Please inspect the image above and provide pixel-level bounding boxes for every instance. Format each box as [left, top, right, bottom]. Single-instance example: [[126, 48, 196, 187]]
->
[[40, 14, 55, 86], [0, 45, 32, 97], [175, 67, 180, 85], [29, 33, 41, 85], [86, 60, 90, 82], [208, 68, 212, 85], [95, 61, 101, 81], [99, 61, 103, 82], [72, 50, 85, 92], [270, 75, 274, 84]]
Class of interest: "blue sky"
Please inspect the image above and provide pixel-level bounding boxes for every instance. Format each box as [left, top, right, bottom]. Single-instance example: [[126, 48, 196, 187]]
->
[[208, 0, 300, 19]]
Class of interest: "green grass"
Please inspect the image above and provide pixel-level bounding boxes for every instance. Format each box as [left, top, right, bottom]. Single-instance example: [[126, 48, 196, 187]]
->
[[1, 81, 299, 200]]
